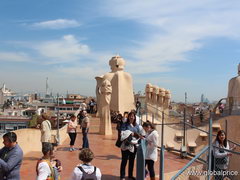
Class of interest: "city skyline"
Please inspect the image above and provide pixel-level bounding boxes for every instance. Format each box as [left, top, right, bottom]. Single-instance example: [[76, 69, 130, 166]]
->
[[1, 0, 240, 102]]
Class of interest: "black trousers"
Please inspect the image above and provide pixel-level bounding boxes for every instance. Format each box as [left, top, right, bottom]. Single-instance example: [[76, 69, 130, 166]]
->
[[120, 149, 136, 178], [145, 159, 155, 178], [68, 132, 77, 146]]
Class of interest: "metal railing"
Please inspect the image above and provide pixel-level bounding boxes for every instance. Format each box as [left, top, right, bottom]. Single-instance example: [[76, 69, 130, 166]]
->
[[136, 101, 240, 180], [171, 146, 209, 180], [170, 113, 214, 180], [168, 117, 240, 180]]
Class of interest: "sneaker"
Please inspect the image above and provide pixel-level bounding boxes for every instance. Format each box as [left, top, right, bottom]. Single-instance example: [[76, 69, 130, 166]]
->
[[69, 148, 73, 152], [145, 169, 149, 177]]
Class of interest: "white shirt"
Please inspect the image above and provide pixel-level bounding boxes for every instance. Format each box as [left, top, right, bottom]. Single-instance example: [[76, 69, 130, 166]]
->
[[41, 120, 52, 142], [136, 115, 140, 125], [67, 120, 77, 133], [71, 164, 102, 180], [145, 130, 159, 161], [36, 161, 51, 180]]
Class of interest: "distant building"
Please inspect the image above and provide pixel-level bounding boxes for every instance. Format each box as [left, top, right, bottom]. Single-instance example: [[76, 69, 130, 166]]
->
[[55, 104, 81, 116], [0, 84, 16, 105], [0, 84, 15, 96], [201, 94, 205, 103], [67, 94, 83, 99], [200, 93, 209, 104], [0, 116, 30, 134], [0, 88, 4, 105]]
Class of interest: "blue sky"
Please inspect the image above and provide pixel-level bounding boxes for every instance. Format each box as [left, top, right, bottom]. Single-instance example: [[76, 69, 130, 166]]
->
[[1, 0, 240, 102]]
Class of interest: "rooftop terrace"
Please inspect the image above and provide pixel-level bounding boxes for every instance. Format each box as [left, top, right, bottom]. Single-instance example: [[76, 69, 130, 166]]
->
[[20, 116, 190, 179]]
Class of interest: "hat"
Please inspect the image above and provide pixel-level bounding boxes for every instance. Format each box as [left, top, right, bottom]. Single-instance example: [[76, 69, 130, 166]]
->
[[121, 130, 132, 141]]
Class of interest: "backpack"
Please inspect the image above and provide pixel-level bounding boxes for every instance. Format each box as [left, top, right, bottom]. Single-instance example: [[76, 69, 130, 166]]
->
[[78, 166, 97, 180]]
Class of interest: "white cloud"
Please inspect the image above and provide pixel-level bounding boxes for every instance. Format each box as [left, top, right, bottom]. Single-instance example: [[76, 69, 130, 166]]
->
[[0, 52, 32, 62], [31, 19, 81, 29], [100, 0, 240, 73], [35, 35, 90, 63]]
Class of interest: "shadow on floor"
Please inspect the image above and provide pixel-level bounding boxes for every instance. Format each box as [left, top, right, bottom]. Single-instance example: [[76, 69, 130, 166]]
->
[[103, 137, 117, 140], [101, 174, 119, 180], [95, 154, 121, 160], [23, 157, 39, 161], [56, 147, 74, 151], [88, 132, 101, 135]]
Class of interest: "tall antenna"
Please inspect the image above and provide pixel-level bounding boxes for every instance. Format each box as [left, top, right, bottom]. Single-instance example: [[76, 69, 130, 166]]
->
[[46, 77, 49, 95], [3, 83, 6, 93], [185, 92, 187, 104]]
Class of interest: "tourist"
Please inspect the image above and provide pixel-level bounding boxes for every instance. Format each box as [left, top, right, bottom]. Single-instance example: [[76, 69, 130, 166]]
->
[[115, 113, 123, 148], [89, 99, 95, 114], [119, 129, 139, 180], [130, 110, 140, 125], [213, 130, 236, 180], [123, 112, 128, 123], [199, 110, 204, 122], [81, 111, 90, 149], [121, 112, 141, 137], [218, 103, 224, 114], [77, 110, 85, 125], [143, 122, 159, 180], [40, 113, 52, 151], [190, 114, 194, 126], [120, 112, 141, 180], [36, 143, 62, 180], [71, 148, 101, 180], [0, 132, 23, 180], [68, 114, 78, 151], [80, 102, 87, 111], [135, 99, 141, 114]]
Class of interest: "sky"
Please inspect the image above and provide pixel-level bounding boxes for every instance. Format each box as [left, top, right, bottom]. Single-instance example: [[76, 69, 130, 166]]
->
[[1, 0, 240, 102]]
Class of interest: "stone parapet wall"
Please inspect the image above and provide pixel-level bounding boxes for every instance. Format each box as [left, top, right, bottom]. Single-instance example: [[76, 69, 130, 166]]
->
[[0, 125, 68, 155]]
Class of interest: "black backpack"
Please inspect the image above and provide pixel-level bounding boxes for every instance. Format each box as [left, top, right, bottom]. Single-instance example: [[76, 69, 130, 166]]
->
[[78, 166, 97, 180]]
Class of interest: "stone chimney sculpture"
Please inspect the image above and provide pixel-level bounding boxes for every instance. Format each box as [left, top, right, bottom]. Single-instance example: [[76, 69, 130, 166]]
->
[[99, 79, 112, 135], [227, 63, 240, 113], [145, 84, 171, 122], [145, 83, 153, 103], [95, 55, 135, 135]]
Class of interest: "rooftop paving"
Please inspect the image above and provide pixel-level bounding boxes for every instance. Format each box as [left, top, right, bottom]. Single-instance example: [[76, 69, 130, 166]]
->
[[20, 116, 191, 180]]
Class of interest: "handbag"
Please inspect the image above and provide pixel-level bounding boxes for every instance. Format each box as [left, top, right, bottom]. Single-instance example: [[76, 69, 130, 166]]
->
[[216, 148, 228, 165], [215, 156, 227, 165], [115, 130, 132, 147], [115, 138, 122, 148]]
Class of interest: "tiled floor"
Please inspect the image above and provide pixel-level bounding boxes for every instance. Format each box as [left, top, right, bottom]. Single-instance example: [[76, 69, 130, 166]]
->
[[20, 116, 191, 180]]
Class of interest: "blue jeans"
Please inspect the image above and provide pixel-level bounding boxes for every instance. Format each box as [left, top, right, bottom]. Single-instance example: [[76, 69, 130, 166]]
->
[[82, 128, 89, 148]]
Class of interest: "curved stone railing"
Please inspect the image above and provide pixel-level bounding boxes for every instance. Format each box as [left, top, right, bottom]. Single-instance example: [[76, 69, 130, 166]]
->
[[0, 125, 68, 155]]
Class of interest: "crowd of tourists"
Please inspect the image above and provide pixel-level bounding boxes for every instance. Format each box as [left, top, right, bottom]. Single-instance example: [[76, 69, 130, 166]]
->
[[0, 108, 237, 180], [115, 110, 159, 180]]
